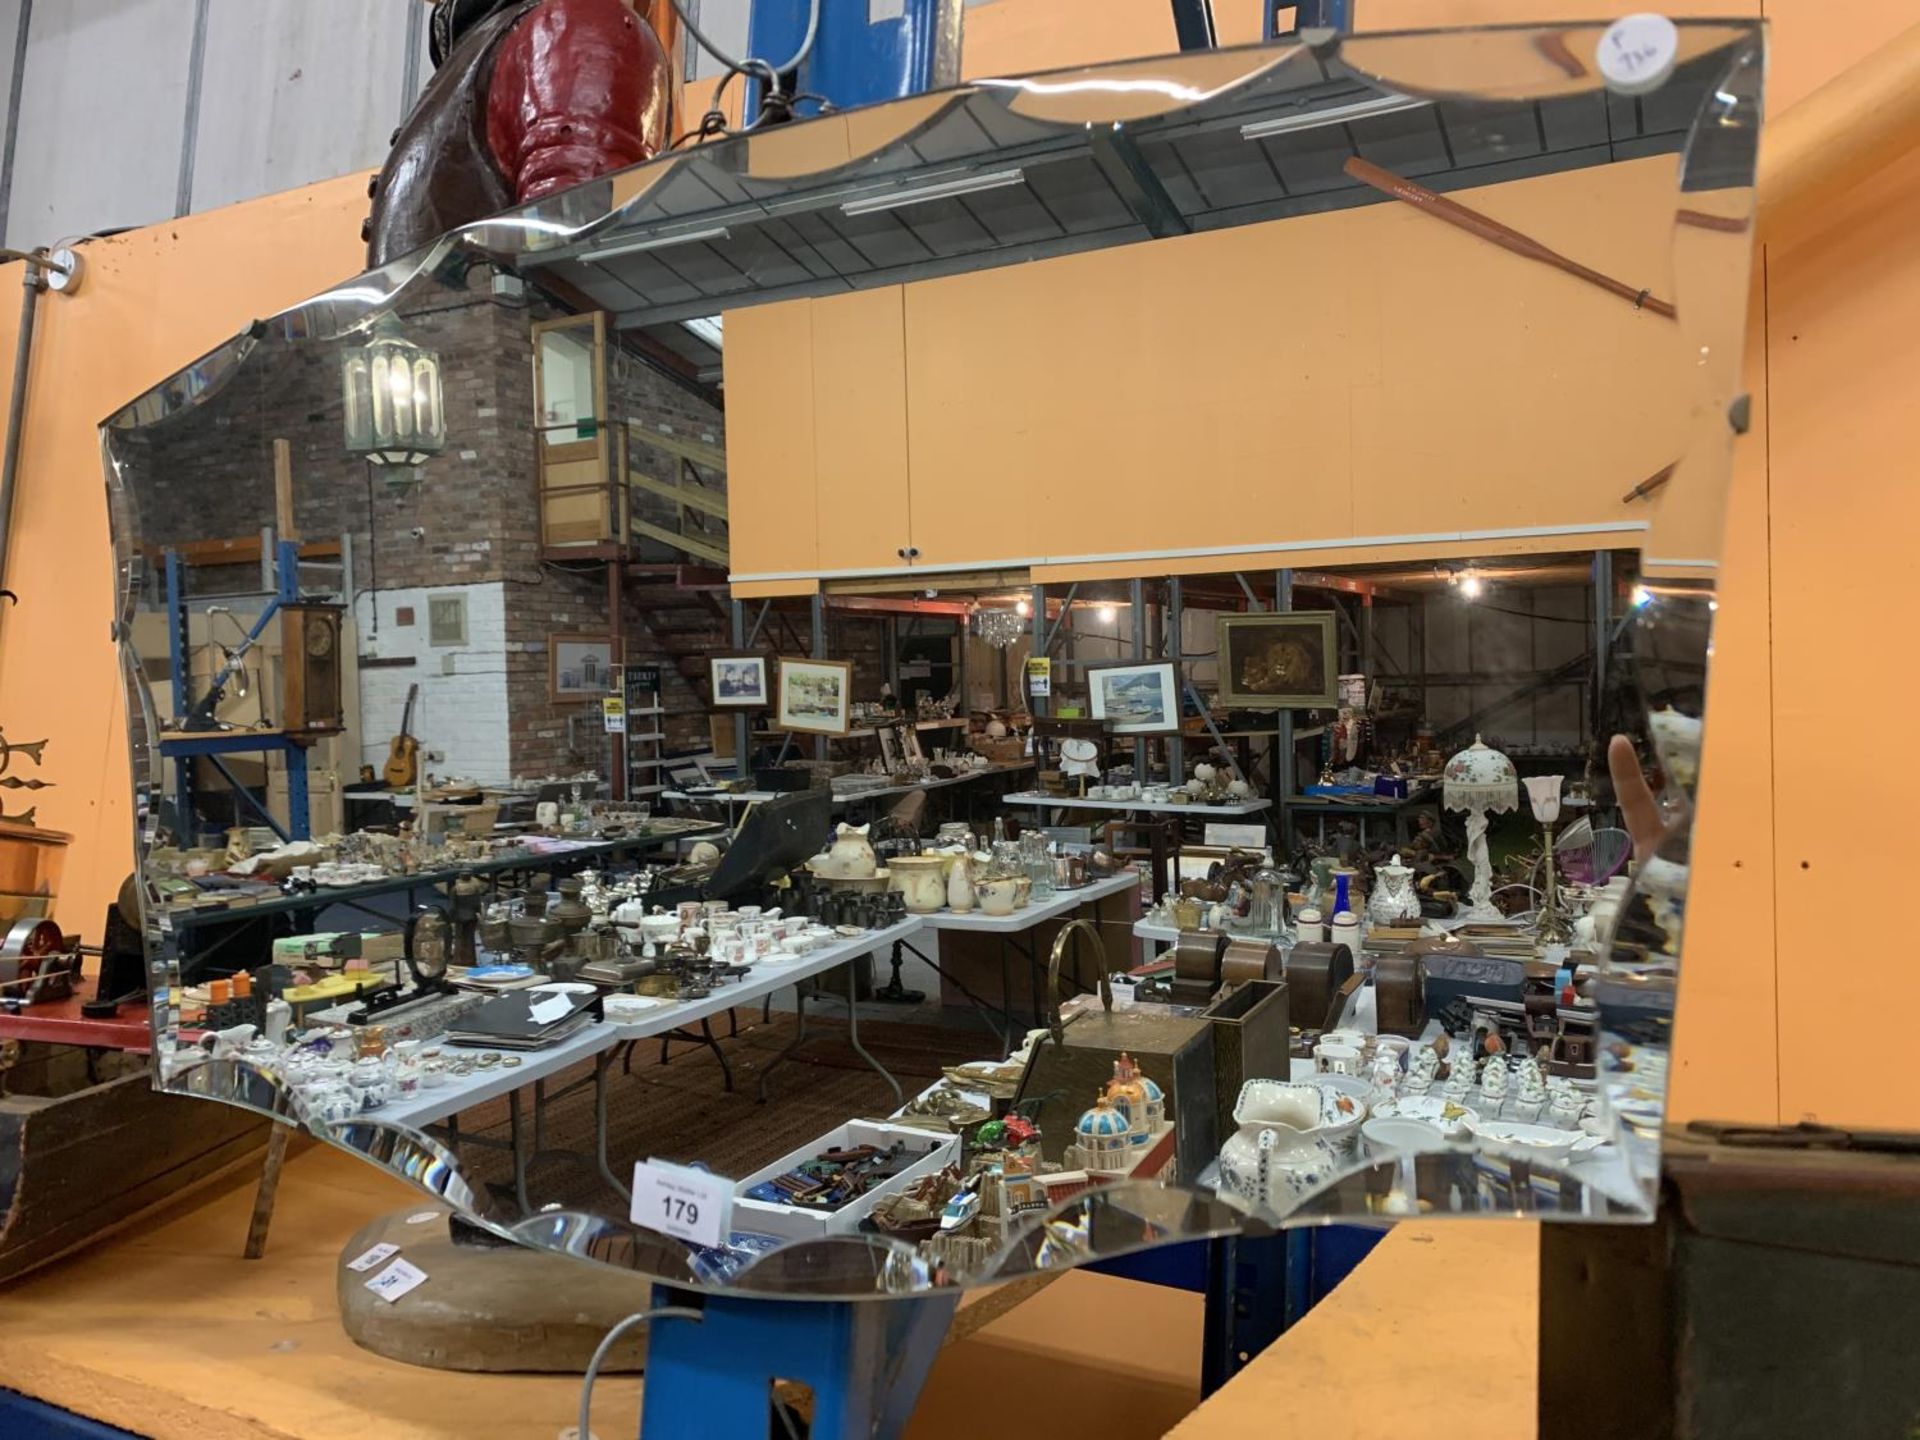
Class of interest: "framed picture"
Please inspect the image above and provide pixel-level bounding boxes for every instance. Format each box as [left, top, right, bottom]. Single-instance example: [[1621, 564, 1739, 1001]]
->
[[710, 653, 770, 708], [875, 723, 903, 771], [550, 634, 614, 703], [1086, 660, 1181, 735], [1217, 612, 1339, 709], [776, 657, 854, 736]]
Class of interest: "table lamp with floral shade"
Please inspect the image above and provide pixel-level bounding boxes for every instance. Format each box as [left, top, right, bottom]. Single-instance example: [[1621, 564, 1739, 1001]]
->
[[1443, 736, 1518, 922]]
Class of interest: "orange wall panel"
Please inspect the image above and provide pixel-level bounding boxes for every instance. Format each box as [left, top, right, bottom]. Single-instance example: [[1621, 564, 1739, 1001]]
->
[[1764, 144, 1920, 1125], [722, 301, 820, 581], [0, 173, 374, 932], [734, 157, 1706, 580], [1667, 278, 1777, 1126], [811, 289, 913, 573]]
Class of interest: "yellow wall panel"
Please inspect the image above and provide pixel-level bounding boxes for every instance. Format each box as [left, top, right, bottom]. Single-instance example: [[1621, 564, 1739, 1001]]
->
[[734, 157, 1706, 579], [723, 302, 819, 579], [1765, 144, 1920, 1126], [811, 290, 913, 572]]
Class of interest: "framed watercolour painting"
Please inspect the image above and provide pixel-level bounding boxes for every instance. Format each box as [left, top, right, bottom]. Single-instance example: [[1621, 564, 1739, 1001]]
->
[[776, 658, 854, 736], [1087, 661, 1181, 736], [550, 635, 614, 703], [710, 654, 770, 708]]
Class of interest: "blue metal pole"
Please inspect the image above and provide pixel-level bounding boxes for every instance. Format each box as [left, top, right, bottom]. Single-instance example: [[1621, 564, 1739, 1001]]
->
[[284, 742, 310, 841]]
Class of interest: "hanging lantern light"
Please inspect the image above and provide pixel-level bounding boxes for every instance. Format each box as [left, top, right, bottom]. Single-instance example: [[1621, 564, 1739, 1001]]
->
[[972, 608, 1027, 649], [342, 315, 446, 467]]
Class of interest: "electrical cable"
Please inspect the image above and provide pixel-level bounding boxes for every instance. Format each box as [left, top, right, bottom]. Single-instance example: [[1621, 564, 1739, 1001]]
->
[[667, 0, 821, 88], [575, 1304, 704, 1440]]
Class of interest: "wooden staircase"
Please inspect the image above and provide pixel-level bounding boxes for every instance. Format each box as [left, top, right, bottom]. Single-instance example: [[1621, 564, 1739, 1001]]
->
[[621, 425, 729, 569], [623, 564, 731, 746]]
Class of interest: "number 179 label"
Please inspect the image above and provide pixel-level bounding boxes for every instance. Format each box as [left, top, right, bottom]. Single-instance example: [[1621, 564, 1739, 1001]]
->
[[630, 1159, 730, 1249]]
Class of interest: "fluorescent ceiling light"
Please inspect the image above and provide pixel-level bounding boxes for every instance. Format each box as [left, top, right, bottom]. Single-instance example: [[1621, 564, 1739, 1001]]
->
[[682, 315, 724, 348], [840, 168, 1025, 217], [1240, 92, 1428, 142], [586, 225, 731, 263]]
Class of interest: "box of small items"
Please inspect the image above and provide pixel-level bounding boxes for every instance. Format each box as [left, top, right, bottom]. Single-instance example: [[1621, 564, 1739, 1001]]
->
[[731, 1120, 959, 1240]]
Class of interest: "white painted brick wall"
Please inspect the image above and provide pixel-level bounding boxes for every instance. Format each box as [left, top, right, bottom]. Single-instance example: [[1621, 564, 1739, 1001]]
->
[[354, 582, 511, 784]]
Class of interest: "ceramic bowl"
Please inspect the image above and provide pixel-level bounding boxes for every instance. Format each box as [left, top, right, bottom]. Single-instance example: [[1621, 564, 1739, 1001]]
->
[[1467, 1118, 1578, 1162], [1362, 1117, 1453, 1157], [1302, 1072, 1373, 1108], [805, 863, 893, 894], [1264, 1076, 1369, 1157]]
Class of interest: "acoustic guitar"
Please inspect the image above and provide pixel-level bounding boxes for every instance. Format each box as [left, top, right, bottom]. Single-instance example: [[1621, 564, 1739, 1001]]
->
[[384, 683, 420, 790]]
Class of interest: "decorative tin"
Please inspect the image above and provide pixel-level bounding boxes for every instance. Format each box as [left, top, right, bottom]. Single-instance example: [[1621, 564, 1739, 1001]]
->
[[1014, 920, 1216, 1182]]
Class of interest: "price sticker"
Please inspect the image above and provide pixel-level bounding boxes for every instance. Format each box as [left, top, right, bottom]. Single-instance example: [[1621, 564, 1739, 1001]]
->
[[345, 1241, 401, 1273], [1596, 14, 1679, 96], [630, 1159, 731, 1249], [364, 1257, 429, 1304]]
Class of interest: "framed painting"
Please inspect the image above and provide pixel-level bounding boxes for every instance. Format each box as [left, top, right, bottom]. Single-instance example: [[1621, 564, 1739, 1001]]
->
[[776, 658, 854, 736], [1086, 660, 1181, 736], [1217, 612, 1339, 709], [710, 653, 770, 708], [549, 634, 614, 703]]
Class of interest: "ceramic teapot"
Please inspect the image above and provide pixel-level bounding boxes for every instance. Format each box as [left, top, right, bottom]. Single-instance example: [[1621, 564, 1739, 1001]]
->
[[1215, 1080, 1341, 1213], [1367, 853, 1422, 926], [815, 823, 879, 880]]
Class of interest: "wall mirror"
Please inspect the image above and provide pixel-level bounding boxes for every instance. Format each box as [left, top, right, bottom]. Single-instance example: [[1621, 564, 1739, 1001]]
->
[[104, 21, 1761, 1299]]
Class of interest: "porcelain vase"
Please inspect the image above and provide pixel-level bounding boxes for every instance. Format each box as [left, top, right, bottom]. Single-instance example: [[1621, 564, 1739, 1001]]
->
[[946, 852, 975, 912]]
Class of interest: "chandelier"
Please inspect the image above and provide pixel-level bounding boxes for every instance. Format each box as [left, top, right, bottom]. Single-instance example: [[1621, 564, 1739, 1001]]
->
[[972, 608, 1027, 648]]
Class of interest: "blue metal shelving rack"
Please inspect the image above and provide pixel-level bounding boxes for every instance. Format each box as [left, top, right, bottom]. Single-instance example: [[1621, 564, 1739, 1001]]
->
[[158, 538, 311, 842]]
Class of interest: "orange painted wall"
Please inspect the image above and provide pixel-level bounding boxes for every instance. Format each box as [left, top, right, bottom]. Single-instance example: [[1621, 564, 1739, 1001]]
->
[[0, 173, 373, 932], [1, 6, 1913, 1133], [879, 1, 1920, 1130]]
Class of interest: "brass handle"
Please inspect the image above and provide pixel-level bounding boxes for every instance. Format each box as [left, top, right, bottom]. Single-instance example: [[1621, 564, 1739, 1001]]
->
[[1043, 917, 1111, 1047]]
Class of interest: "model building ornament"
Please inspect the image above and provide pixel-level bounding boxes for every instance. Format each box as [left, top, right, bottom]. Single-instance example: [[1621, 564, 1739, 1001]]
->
[[365, 0, 670, 267]]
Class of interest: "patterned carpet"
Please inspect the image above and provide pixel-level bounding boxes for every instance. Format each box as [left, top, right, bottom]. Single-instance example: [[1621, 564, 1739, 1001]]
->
[[452, 1007, 993, 1213]]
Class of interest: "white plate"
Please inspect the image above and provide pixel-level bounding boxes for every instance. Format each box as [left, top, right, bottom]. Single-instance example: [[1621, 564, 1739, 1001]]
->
[[527, 982, 597, 996], [1362, 1117, 1454, 1156], [1373, 1095, 1479, 1130], [1467, 1119, 1578, 1162]]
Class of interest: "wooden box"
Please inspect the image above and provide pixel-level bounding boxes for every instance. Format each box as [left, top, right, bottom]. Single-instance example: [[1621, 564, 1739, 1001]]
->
[[1, 1064, 268, 1285], [418, 802, 500, 838], [1540, 1131, 1920, 1439], [1199, 979, 1292, 1141], [967, 735, 1025, 764]]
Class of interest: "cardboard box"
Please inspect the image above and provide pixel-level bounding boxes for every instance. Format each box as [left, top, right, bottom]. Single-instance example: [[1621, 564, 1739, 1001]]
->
[[418, 801, 500, 838], [731, 1120, 957, 1241]]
